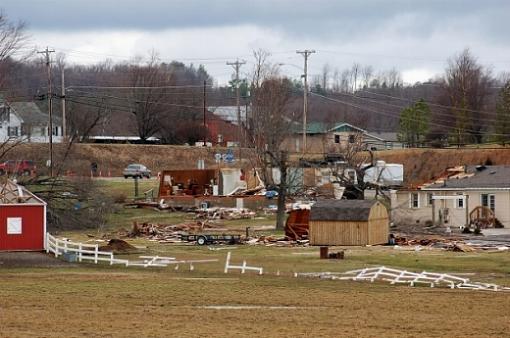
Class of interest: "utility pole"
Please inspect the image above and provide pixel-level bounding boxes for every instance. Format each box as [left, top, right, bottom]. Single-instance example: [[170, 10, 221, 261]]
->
[[61, 66, 66, 141], [227, 59, 246, 158], [38, 47, 55, 177], [203, 80, 207, 146], [296, 49, 315, 156]]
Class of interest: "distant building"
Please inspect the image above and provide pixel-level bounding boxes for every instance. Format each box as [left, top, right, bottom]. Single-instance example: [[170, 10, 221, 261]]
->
[[208, 106, 247, 126], [0, 100, 63, 143], [283, 122, 403, 153]]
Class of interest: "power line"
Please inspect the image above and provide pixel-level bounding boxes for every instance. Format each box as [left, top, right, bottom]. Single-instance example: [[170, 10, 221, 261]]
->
[[360, 89, 500, 116], [67, 84, 212, 90], [66, 92, 207, 110], [307, 91, 510, 136], [332, 91, 501, 125]]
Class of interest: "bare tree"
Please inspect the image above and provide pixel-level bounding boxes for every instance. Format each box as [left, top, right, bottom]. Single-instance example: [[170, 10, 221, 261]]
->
[[321, 63, 330, 91], [350, 63, 361, 92], [340, 69, 351, 93], [387, 68, 402, 88], [442, 48, 492, 144], [332, 68, 340, 92], [129, 52, 172, 142], [0, 11, 28, 89], [329, 133, 375, 199], [249, 49, 294, 230], [361, 65, 374, 89]]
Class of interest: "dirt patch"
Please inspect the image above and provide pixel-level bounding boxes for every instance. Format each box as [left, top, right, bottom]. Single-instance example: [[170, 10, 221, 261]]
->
[[0, 252, 76, 268], [99, 239, 138, 253]]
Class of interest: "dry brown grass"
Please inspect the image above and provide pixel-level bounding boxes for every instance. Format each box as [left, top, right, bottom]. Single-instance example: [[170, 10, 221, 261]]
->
[[1, 243, 510, 337], [0, 268, 509, 338]]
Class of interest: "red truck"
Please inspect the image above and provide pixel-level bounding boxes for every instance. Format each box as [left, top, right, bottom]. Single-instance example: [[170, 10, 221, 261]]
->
[[0, 160, 36, 176]]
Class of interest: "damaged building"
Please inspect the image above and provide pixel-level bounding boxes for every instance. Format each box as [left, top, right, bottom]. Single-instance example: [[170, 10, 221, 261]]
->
[[391, 165, 510, 228]]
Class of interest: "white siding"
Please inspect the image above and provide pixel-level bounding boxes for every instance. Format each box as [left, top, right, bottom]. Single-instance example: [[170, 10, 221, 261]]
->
[[392, 190, 510, 228]]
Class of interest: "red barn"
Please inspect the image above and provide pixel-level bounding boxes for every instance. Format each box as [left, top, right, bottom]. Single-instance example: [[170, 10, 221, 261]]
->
[[0, 180, 46, 251]]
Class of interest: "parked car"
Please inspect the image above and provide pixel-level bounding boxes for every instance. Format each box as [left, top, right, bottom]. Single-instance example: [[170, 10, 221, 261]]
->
[[122, 164, 151, 179], [0, 160, 36, 176]]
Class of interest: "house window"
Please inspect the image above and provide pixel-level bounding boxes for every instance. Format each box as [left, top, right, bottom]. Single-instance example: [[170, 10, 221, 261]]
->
[[348, 134, 356, 143], [427, 193, 434, 206], [7, 126, 19, 136], [334, 134, 340, 144], [40, 127, 46, 136], [456, 195, 465, 209], [481, 194, 495, 212], [410, 192, 420, 208], [53, 126, 60, 136]]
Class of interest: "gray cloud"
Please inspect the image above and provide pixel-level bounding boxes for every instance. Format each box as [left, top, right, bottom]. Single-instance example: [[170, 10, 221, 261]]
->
[[2, 0, 509, 42], [2, 0, 509, 83]]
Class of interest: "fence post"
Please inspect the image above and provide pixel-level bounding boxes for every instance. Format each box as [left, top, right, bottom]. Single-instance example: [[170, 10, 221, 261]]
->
[[241, 260, 246, 274], [78, 243, 82, 262], [224, 252, 231, 274], [94, 244, 98, 264], [64, 241, 68, 253], [110, 252, 114, 265], [54, 238, 59, 257]]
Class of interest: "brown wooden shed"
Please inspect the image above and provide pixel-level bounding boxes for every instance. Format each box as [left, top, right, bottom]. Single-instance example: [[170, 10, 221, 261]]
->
[[309, 199, 389, 246]]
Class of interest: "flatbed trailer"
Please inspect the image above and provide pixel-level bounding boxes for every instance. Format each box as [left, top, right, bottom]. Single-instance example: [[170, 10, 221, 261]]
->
[[180, 234, 241, 245]]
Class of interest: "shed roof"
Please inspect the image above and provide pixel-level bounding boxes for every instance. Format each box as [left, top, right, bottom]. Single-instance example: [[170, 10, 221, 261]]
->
[[310, 199, 378, 221], [0, 180, 46, 205]]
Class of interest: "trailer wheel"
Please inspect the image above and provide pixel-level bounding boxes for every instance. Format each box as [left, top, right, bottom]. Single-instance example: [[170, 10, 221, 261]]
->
[[196, 236, 207, 245]]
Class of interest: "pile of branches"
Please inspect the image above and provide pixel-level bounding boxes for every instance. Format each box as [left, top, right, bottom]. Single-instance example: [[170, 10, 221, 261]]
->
[[22, 176, 115, 231]]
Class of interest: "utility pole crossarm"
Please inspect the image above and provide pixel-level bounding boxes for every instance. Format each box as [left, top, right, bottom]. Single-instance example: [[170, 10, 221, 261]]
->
[[296, 49, 315, 157]]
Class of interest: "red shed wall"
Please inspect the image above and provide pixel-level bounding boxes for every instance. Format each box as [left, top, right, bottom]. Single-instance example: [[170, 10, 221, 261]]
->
[[0, 205, 45, 251]]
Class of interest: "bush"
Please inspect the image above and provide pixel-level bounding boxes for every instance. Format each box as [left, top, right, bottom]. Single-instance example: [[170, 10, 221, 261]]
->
[[112, 192, 127, 204]]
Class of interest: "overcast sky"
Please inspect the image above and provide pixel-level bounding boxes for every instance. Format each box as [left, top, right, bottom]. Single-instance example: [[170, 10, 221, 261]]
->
[[3, 0, 510, 85]]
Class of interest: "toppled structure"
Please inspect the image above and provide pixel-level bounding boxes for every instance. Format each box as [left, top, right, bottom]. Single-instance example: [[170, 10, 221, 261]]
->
[[156, 168, 268, 209], [297, 266, 510, 292]]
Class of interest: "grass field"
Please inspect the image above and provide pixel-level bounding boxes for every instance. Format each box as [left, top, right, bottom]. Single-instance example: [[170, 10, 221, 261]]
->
[[2, 179, 510, 337]]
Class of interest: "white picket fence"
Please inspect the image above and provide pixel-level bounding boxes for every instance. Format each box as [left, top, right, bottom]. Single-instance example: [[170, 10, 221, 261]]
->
[[45, 233, 219, 269], [295, 266, 510, 292], [224, 251, 263, 275], [46, 233, 129, 266]]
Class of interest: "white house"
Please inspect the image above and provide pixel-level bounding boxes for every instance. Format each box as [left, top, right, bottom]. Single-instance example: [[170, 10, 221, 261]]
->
[[391, 165, 510, 228], [0, 101, 62, 143]]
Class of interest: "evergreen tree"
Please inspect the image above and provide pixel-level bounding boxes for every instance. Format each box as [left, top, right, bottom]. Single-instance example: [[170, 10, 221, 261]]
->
[[398, 99, 430, 147], [495, 81, 510, 145]]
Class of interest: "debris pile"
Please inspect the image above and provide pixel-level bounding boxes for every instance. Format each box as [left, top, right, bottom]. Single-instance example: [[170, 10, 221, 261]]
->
[[285, 209, 309, 240], [246, 235, 309, 247], [195, 207, 256, 220], [392, 235, 509, 252], [128, 221, 224, 243]]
